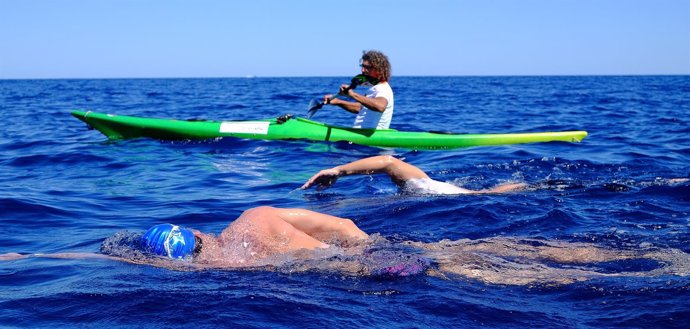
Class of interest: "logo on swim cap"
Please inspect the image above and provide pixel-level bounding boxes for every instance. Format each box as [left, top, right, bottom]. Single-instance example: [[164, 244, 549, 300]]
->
[[141, 223, 196, 259]]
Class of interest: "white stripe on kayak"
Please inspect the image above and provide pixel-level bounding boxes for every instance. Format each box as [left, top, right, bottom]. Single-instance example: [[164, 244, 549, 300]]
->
[[219, 121, 270, 135]]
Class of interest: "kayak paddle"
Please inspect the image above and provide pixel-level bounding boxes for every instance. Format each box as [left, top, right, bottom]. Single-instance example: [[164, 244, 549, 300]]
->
[[306, 74, 379, 119]]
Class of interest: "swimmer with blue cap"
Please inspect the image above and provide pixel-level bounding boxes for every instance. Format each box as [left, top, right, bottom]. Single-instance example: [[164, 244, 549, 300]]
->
[[141, 223, 203, 259], [133, 207, 368, 265], [136, 211, 427, 276], [4, 205, 690, 285]]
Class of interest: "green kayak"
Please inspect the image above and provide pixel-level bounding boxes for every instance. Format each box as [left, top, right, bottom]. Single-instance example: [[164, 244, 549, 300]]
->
[[71, 110, 587, 150]]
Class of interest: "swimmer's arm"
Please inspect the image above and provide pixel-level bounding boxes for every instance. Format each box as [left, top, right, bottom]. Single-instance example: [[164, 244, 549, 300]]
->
[[0, 252, 118, 261], [0, 252, 199, 270], [302, 155, 429, 189], [276, 208, 368, 241]]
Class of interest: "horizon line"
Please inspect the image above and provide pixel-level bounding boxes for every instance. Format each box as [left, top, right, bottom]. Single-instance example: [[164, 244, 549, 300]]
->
[[1, 73, 689, 81]]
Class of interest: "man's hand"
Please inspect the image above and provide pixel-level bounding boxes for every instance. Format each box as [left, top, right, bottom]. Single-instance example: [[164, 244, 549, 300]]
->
[[301, 168, 341, 190]]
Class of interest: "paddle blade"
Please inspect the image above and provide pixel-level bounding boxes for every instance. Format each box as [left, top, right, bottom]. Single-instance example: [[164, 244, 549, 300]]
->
[[307, 98, 324, 119]]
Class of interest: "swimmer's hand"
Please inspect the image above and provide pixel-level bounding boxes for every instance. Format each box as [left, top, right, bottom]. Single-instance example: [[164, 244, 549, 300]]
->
[[301, 168, 341, 190], [0, 253, 29, 261]]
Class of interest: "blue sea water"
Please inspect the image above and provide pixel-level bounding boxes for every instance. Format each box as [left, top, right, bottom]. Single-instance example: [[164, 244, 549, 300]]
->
[[0, 76, 689, 328]]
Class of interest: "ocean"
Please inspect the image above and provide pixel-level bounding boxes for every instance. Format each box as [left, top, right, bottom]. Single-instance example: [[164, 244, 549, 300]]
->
[[0, 76, 689, 328]]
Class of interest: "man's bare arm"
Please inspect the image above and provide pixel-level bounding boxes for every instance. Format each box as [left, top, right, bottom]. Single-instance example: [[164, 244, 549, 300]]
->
[[302, 156, 428, 190]]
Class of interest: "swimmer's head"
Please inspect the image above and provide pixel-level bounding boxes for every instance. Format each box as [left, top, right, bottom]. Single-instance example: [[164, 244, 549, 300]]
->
[[141, 223, 201, 259]]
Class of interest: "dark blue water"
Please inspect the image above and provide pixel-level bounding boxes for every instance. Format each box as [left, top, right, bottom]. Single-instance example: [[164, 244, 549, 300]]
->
[[1, 76, 689, 328]]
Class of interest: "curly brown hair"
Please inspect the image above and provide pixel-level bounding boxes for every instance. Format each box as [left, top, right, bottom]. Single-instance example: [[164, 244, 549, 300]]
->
[[361, 50, 391, 82]]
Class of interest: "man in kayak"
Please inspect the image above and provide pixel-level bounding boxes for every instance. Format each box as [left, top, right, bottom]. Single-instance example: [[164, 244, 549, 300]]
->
[[3, 205, 689, 285], [324, 50, 394, 129], [301, 155, 527, 194]]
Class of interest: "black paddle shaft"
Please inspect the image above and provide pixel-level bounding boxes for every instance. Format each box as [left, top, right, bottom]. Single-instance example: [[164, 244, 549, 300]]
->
[[307, 75, 376, 117]]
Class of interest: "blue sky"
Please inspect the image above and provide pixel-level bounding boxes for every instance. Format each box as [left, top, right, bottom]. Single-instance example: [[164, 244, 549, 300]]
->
[[1, 0, 688, 79]]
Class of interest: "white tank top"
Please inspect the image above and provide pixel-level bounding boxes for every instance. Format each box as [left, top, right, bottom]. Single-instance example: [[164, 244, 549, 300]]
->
[[353, 82, 394, 129]]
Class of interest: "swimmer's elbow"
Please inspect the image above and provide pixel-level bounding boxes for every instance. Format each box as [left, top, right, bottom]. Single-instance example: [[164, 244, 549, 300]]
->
[[377, 155, 401, 168], [340, 218, 368, 240], [248, 205, 278, 213]]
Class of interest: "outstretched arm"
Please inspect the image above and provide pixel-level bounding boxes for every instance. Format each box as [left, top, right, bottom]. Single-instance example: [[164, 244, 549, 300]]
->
[[0, 251, 201, 270], [1, 252, 115, 261], [301, 155, 429, 190]]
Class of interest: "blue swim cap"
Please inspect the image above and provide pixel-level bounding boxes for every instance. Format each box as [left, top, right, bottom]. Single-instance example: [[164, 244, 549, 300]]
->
[[141, 224, 196, 259]]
